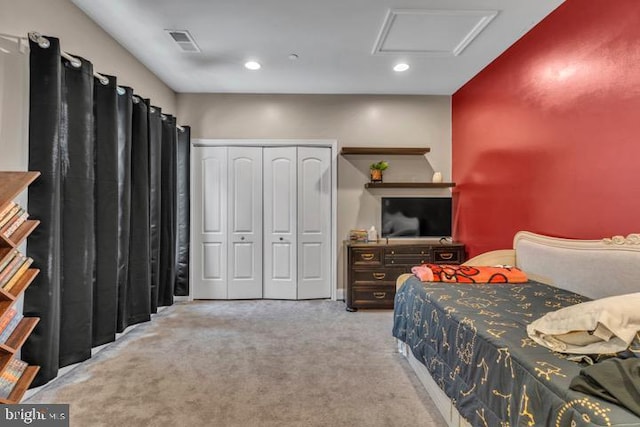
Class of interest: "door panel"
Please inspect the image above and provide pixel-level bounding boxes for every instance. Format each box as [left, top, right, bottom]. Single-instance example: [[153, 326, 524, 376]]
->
[[301, 243, 322, 279], [297, 147, 331, 299], [227, 147, 263, 299], [272, 243, 293, 279], [231, 158, 255, 233], [263, 147, 297, 299], [193, 147, 228, 299], [202, 157, 224, 233], [202, 243, 224, 280], [232, 242, 255, 279]]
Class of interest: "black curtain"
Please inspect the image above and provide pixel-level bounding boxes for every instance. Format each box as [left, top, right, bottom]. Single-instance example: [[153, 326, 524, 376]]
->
[[24, 33, 191, 387], [24, 36, 63, 387], [93, 74, 119, 347], [58, 55, 95, 368], [25, 37, 96, 384], [175, 126, 190, 296], [115, 87, 133, 333], [148, 105, 162, 313], [158, 115, 176, 306], [126, 98, 151, 325]]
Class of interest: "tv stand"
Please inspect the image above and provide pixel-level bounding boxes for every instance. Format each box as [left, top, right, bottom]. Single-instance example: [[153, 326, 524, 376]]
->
[[344, 240, 465, 311]]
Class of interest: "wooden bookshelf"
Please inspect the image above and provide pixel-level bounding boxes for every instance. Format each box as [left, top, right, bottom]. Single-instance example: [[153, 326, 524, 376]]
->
[[340, 147, 430, 155], [365, 182, 456, 189], [0, 172, 39, 211], [0, 220, 40, 248], [0, 171, 41, 403], [1, 318, 39, 353], [0, 269, 39, 302], [0, 366, 40, 404]]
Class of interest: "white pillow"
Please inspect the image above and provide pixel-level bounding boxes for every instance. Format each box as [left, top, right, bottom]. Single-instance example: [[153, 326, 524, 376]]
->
[[527, 292, 640, 354]]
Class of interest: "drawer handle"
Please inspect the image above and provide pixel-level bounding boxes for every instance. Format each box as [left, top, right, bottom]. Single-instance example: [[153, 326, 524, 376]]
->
[[360, 253, 375, 261], [373, 292, 386, 299], [372, 272, 386, 280], [439, 253, 454, 260]]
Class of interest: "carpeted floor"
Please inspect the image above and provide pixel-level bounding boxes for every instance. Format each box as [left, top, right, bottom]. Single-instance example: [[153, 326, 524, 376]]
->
[[26, 300, 447, 427]]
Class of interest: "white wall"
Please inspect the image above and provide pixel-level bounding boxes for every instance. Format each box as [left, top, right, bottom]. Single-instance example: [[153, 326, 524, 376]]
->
[[0, 0, 176, 114], [177, 93, 452, 294], [0, 37, 29, 171]]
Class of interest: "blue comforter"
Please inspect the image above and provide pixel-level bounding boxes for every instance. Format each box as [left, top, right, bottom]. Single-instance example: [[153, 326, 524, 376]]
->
[[392, 276, 640, 427]]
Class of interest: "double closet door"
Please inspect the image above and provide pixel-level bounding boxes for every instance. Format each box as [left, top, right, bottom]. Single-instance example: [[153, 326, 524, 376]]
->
[[193, 145, 331, 300]]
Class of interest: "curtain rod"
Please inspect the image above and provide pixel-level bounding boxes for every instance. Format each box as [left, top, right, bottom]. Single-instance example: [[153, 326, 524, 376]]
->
[[29, 32, 109, 85], [28, 31, 185, 132]]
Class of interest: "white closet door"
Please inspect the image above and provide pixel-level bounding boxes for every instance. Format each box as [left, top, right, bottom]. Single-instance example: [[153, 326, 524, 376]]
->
[[297, 147, 331, 299], [193, 147, 228, 299], [263, 147, 297, 299], [228, 147, 263, 299]]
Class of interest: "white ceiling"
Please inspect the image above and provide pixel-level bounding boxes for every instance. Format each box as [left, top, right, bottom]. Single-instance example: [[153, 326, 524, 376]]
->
[[71, 0, 564, 95]]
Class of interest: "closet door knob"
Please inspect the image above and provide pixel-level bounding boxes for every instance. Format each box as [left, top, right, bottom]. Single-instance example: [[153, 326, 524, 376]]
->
[[279, 237, 284, 241], [240, 236, 245, 241]]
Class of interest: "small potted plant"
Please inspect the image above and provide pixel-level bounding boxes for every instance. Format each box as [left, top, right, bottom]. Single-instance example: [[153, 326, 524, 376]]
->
[[369, 161, 389, 182]]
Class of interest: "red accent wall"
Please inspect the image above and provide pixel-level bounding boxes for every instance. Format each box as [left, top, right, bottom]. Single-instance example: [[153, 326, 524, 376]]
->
[[452, 0, 640, 258]]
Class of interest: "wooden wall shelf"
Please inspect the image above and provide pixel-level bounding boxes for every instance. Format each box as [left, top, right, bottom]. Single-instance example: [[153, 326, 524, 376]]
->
[[0, 171, 41, 404], [340, 147, 430, 155], [365, 182, 456, 189]]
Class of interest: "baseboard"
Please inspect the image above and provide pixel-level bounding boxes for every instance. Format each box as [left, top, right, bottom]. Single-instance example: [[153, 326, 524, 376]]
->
[[336, 288, 344, 301]]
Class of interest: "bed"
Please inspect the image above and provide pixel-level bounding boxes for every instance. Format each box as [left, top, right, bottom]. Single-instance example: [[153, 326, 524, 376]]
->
[[393, 231, 640, 427]]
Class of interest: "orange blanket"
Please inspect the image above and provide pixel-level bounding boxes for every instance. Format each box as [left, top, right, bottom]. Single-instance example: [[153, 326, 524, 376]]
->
[[411, 264, 528, 284]]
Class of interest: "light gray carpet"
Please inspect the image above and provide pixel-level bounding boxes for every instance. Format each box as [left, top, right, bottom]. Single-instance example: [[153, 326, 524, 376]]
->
[[27, 300, 447, 427]]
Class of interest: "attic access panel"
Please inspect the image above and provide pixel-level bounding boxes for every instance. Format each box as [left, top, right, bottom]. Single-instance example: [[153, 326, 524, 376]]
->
[[373, 9, 498, 56]]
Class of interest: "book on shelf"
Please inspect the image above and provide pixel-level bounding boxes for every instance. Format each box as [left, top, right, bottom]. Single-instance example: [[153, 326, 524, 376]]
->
[[0, 253, 26, 288], [0, 358, 28, 399], [0, 254, 26, 288], [0, 308, 17, 333], [0, 205, 21, 228], [0, 249, 18, 273], [2, 257, 33, 292], [0, 311, 23, 344], [0, 202, 16, 223], [1, 210, 28, 239]]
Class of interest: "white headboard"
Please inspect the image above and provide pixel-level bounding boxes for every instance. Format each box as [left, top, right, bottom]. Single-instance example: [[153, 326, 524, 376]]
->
[[513, 231, 640, 300]]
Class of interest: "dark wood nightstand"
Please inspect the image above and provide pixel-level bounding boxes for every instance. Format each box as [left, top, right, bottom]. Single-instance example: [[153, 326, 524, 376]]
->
[[344, 241, 465, 311]]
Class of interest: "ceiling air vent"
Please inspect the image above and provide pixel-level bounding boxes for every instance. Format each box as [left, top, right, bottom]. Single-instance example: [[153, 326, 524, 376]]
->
[[166, 30, 200, 53]]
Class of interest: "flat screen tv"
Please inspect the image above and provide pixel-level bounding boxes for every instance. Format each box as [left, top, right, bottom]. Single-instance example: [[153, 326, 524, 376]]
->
[[381, 197, 452, 238]]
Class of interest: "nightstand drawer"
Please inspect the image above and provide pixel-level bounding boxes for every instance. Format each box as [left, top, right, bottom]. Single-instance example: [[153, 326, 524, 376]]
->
[[351, 285, 395, 308], [433, 248, 463, 263], [352, 268, 406, 283], [386, 255, 429, 266], [351, 248, 383, 265], [384, 246, 431, 256]]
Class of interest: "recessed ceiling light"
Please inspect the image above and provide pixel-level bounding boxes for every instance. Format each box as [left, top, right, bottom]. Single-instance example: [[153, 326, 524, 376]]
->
[[288, 53, 299, 60], [393, 63, 410, 72], [244, 61, 261, 70]]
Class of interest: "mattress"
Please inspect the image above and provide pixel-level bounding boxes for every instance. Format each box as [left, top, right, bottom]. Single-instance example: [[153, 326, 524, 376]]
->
[[392, 275, 640, 427]]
